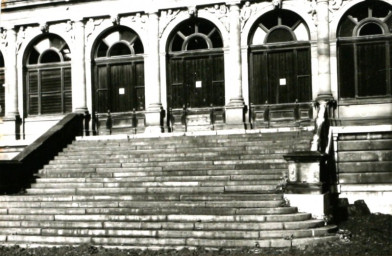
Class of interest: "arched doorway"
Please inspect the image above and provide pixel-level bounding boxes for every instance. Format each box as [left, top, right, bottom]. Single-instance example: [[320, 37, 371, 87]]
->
[[337, 1, 392, 100], [249, 10, 313, 127], [0, 51, 4, 117], [24, 35, 72, 115], [166, 18, 225, 131], [92, 26, 145, 134]]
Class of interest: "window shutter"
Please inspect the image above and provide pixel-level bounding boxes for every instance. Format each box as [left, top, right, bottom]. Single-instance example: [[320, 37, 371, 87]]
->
[[63, 67, 72, 112], [357, 42, 387, 97], [28, 71, 39, 115], [41, 69, 62, 114], [338, 43, 356, 98]]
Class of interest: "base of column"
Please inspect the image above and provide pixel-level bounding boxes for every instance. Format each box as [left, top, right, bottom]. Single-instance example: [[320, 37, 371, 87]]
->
[[316, 94, 334, 102], [74, 107, 89, 114], [144, 104, 164, 134], [1, 115, 22, 141], [284, 193, 330, 219], [224, 100, 246, 129]]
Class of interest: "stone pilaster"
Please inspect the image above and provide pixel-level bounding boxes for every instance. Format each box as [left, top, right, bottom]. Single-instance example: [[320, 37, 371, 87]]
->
[[316, 0, 333, 101], [2, 26, 21, 141], [225, 1, 245, 129], [144, 11, 164, 133], [71, 19, 88, 113]]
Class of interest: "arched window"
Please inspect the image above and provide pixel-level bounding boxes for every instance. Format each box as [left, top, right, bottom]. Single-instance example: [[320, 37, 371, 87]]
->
[[337, 1, 392, 99], [93, 27, 145, 113], [167, 18, 225, 109], [0, 51, 5, 117], [25, 35, 71, 115], [169, 18, 223, 52], [249, 10, 311, 105]]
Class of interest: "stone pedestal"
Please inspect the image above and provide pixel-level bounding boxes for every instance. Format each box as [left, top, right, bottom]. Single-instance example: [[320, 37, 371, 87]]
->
[[225, 104, 245, 129], [284, 151, 326, 194], [283, 151, 330, 219], [144, 104, 164, 133]]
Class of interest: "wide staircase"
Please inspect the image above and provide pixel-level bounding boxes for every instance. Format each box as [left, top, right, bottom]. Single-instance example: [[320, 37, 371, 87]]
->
[[0, 130, 337, 249]]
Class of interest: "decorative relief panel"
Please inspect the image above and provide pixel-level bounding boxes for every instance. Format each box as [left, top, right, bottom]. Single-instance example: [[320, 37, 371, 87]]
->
[[159, 9, 180, 38], [1, 28, 8, 47], [64, 21, 75, 42], [85, 18, 104, 41], [120, 13, 148, 30], [16, 26, 26, 54], [205, 4, 230, 32]]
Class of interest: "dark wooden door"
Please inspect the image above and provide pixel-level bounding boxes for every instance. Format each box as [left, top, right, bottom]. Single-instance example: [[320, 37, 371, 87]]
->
[[110, 63, 133, 112], [267, 50, 295, 104], [95, 61, 145, 113], [168, 53, 224, 109], [250, 46, 311, 105]]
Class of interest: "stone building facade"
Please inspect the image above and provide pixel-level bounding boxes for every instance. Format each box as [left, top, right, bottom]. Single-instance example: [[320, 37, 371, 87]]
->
[[0, 0, 392, 213]]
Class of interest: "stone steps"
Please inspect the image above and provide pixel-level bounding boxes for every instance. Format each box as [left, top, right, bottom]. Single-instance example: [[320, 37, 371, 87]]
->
[[0, 130, 338, 249], [0, 234, 336, 249], [30, 180, 281, 189]]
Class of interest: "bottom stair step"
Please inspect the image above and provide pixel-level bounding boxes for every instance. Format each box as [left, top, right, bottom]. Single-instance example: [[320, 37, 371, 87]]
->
[[4, 233, 337, 248]]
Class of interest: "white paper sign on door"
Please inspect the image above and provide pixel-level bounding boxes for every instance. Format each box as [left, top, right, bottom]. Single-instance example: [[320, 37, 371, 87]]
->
[[279, 78, 286, 86], [119, 88, 125, 95], [196, 81, 202, 88]]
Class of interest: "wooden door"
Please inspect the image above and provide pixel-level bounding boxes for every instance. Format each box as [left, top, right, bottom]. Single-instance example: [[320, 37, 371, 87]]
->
[[250, 47, 311, 105], [95, 61, 145, 113], [110, 63, 133, 112], [168, 54, 224, 109], [267, 50, 295, 104]]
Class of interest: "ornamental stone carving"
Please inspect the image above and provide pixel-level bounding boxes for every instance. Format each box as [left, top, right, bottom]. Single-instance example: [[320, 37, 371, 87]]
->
[[0, 28, 7, 47], [85, 18, 104, 40], [240, 1, 252, 30], [159, 9, 180, 38], [120, 13, 147, 30], [272, 0, 283, 9], [111, 14, 120, 25], [40, 22, 49, 33], [65, 20, 75, 41], [330, 0, 344, 11], [16, 26, 25, 54], [206, 4, 230, 32]]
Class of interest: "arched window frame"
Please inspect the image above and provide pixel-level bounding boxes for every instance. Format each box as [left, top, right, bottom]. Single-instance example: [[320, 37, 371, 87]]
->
[[248, 10, 312, 105], [337, 1, 392, 100], [25, 35, 72, 116], [38, 48, 63, 64], [265, 25, 297, 44], [168, 19, 223, 53], [95, 27, 144, 59], [108, 41, 134, 57], [249, 10, 310, 47]]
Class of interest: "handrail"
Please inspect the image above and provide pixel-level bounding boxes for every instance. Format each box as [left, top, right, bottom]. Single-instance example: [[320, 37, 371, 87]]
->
[[0, 113, 84, 193]]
